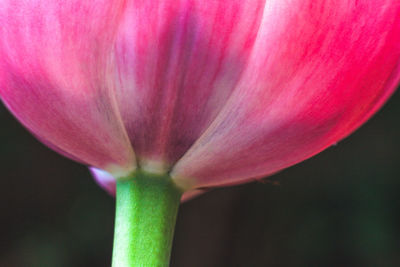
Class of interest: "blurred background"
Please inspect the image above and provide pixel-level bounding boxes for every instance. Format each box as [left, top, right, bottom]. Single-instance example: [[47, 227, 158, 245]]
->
[[0, 88, 399, 267]]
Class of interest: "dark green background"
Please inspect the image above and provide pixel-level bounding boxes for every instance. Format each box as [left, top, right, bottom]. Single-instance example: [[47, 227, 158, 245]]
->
[[1, 88, 399, 267]]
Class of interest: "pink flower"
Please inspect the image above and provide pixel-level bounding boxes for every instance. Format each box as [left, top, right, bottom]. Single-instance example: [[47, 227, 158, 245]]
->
[[1, 1, 400, 195]]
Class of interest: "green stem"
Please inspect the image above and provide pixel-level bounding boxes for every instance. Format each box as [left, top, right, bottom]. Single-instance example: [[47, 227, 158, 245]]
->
[[112, 170, 183, 267]]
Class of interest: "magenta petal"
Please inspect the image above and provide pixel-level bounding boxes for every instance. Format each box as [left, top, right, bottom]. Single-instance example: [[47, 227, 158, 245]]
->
[[0, 0, 136, 175], [171, 1, 400, 189]]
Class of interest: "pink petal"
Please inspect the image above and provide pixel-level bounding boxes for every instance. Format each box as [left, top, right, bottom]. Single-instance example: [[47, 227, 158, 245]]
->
[[113, 0, 266, 172], [0, 0, 136, 175], [2, 1, 400, 193], [171, 1, 400, 189]]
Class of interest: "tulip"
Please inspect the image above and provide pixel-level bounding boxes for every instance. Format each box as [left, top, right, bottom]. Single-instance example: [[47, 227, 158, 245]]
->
[[1, 0, 400, 266]]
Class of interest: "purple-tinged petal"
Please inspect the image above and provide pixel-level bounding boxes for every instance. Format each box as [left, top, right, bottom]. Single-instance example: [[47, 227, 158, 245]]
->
[[113, 0, 266, 172], [90, 167, 116, 196]]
